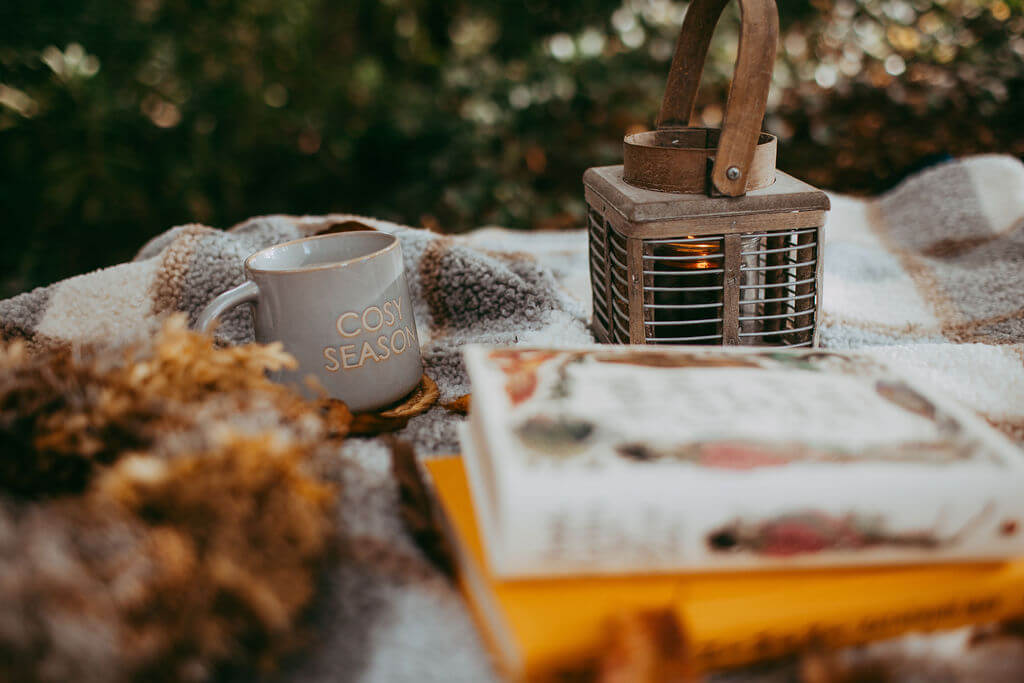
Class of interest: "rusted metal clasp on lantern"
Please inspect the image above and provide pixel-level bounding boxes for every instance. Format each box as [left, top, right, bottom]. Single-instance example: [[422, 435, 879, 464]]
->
[[622, 0, 779, 197]]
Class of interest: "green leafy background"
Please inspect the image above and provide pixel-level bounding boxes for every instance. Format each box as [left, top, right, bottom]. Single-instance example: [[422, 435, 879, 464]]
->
[[1, 0, 1021, 298]]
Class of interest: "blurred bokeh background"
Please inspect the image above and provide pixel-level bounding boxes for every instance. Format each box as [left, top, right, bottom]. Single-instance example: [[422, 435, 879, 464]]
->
[[1, 0, 1021, 298]]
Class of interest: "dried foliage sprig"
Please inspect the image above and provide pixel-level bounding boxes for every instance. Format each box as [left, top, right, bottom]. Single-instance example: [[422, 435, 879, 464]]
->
[[0, 315, 342, 683], [0, 316, 322, 500], [596, 609, 695, 683]]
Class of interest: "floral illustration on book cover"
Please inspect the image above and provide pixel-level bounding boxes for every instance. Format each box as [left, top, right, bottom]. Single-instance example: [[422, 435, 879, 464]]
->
[[483, 348, 1015, 556]]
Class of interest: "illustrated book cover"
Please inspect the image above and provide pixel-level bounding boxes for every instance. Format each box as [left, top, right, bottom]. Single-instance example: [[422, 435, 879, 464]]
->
[[461, 346, 1024, 576]]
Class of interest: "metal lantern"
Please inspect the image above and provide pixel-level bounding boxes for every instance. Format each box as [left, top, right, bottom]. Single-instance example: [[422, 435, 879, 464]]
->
[[584, 0, 829, 347]]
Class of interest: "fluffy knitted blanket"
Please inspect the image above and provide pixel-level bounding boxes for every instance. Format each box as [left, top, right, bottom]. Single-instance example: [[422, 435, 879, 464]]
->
[[2, 154, 1023, 681]]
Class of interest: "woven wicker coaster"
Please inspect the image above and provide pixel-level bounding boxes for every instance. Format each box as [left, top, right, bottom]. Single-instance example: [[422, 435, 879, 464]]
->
[[349, 374, 439, 436]]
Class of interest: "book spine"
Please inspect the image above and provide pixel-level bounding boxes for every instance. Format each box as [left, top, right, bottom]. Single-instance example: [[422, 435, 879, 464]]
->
[[683, 564, 1024, 672]]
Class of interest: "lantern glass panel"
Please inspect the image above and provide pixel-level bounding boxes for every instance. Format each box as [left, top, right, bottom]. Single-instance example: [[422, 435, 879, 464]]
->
[[645, 236, 724, 344]]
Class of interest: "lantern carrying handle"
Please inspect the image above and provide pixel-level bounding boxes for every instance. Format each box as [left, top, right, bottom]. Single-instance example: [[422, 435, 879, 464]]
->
[[659, 0, 778, 195], [621, 0, 779, 196]]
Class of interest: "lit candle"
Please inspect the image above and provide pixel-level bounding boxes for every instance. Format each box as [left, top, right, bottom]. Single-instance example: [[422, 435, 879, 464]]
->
[[649, 238, 722, 343]]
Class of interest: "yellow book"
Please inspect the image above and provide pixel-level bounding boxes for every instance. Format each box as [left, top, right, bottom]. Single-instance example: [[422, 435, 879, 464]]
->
[[424, 456, 1024, 679]]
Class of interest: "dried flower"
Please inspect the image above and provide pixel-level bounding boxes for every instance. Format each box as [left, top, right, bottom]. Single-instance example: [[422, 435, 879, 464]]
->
[[0, 315, 341, 682]]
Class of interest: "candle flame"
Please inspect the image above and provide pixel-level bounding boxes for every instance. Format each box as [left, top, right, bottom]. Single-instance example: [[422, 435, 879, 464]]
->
[[658, 239, 719, 270]]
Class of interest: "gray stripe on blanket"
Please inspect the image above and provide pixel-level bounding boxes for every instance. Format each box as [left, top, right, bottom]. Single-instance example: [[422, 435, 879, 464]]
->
[[180, 230, 256, 343], [0, 285, 55, 348], [925, 225, 1024, 328], [878, 161, 990, 252], [419, 239, 560, 329], [176, 222, 308, 343], [150, 225, 209, 316]]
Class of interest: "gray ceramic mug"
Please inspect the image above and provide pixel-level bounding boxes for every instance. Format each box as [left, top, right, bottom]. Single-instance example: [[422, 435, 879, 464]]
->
[[196, 232, 422, 411]]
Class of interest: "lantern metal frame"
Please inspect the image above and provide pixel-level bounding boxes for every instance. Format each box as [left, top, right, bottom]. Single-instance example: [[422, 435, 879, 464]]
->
[[584, 0, 829, 347]]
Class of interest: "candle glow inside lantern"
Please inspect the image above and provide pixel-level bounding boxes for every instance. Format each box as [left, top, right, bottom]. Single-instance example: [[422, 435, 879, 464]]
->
[[585, 0, 829, 347]]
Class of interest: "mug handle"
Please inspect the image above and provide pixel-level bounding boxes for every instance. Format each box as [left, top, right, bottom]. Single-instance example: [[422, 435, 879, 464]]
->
[[195, 280, 260, 333]]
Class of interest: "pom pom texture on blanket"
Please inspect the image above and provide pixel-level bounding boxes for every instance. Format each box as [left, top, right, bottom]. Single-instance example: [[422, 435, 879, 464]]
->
[[1, 155, 1023, 681]]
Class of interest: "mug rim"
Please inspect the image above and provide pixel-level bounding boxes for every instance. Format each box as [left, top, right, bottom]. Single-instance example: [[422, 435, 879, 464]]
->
[[244, 231, 399, 275]]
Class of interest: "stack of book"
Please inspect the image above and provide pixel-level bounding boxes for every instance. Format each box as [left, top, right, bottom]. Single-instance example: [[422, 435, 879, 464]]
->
[[423, 346, 1024, 679]]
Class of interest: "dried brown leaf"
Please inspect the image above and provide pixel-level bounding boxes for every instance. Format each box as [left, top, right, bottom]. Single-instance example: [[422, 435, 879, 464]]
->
[[798, 650, 893, 683], [442, 394, 471, 415], [969, 618, 1024, 646], [387, 438, 454, 577], [318, 220, 377, 235], [349, 413, 412, 436], [597, 609, 694, 683], [317, 399, 354, 439]]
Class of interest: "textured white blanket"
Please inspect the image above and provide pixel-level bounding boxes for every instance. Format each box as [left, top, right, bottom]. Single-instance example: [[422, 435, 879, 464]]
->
[[1, 155, 1022, 681], [307, 155, 1024, 683]]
